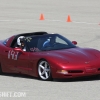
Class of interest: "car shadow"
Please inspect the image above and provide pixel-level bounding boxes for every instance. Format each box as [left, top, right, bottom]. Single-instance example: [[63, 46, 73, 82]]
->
[[1, 73, 100, 82], [0, 73, 39, 80], [53, 75, 100, 82]]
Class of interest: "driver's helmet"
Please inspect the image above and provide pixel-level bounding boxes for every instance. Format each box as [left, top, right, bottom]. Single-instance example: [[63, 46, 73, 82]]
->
[[17, 36, 25, 46]]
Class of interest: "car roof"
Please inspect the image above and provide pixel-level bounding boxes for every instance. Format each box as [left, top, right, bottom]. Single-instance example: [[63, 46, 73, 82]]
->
[[15, 31, 48, 37]]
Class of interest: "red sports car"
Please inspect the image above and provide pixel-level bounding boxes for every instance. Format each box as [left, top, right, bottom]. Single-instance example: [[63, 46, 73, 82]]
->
[[0, 31, 100, 81]]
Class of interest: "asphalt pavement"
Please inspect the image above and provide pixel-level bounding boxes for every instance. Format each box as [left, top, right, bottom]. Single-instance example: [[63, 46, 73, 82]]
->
[[0, 0, 100, 100]]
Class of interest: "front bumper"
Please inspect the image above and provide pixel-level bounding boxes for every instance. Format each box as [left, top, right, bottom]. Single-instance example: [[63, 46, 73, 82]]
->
[[53, 66, 100, 79]]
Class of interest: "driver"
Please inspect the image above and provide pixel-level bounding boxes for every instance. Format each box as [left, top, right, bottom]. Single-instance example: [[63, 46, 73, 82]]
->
[[43, 37, 56, 48], [17, 36, 26, 51]]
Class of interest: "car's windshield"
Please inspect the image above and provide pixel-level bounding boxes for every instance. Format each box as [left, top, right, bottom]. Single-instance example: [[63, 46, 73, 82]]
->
[[25, 34, 76, 52]]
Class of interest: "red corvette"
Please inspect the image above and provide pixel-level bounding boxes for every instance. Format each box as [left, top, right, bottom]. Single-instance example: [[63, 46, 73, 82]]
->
[[0, 31, 100, 81]]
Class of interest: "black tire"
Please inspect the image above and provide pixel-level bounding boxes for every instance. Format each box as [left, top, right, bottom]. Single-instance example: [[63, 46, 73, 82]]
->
[[38, 60, 52, 81]]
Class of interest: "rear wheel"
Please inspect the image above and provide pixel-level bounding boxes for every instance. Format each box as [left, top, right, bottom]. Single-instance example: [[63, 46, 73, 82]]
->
[[38, 60, 52, 81]]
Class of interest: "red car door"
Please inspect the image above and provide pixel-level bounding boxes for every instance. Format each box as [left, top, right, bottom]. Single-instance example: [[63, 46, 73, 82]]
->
[[17, 51, 40, 77], [16, 51, 30, 75]]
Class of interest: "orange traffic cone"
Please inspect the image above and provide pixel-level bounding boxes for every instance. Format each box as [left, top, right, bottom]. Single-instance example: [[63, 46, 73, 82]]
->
[[66, 15, 72, 22], [39, 13, 45, 20]]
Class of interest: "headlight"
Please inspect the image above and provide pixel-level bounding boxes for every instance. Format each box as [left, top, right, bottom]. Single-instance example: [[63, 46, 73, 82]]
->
[[57, 70, 68, 74]]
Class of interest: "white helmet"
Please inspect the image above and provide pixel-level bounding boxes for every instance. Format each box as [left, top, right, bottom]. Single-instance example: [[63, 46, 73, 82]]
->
[[17, 36, 25, 46]]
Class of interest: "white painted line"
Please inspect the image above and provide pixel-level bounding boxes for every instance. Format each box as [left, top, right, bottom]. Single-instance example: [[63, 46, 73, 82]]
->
[[0, 19, 99, 25], [0, 20, 11, 22], [46, 19, 99, 25], [46, 19, 63, 22], [73, 21, 98, 25]]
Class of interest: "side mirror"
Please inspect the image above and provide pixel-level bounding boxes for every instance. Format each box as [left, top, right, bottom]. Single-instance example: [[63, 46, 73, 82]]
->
[[72, 41, 77, 45], [13, 48, 24, 53]]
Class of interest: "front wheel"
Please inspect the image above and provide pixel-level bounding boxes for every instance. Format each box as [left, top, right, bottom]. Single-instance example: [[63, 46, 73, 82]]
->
[[38, 60, 52, 81]]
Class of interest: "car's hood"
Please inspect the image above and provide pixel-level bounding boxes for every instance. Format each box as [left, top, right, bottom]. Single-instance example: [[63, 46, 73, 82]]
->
[[46, 47, 100, 63]]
